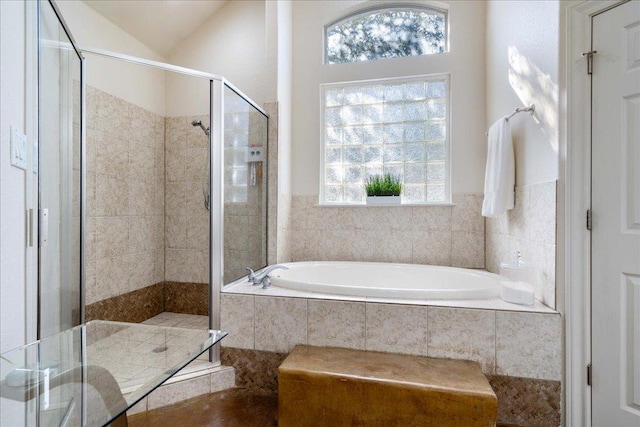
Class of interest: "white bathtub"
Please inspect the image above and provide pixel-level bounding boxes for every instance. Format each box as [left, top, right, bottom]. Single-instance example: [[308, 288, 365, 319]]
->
[[269, 262, 500, 300]]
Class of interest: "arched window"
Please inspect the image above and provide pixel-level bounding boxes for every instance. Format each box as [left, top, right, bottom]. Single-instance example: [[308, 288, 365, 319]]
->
[[325, 4, 448, 64]]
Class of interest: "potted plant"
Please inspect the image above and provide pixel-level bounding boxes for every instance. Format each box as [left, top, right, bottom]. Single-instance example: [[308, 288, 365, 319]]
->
[[365, 173, 402, 205]]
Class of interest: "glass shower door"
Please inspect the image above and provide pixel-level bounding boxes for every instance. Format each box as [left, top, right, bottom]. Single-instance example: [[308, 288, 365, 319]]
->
[[38, 0, 83, 339]]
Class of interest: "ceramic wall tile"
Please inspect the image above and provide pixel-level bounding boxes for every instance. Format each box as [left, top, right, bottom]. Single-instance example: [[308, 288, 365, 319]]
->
[[128, 143, 155, 182], [412, 231, 452, 265], [220, 294, 255, 350], [96, 134, 128, 178], [495, 312, 561, 380], [529, 181, 556, 245], [187, 216, 209, 251], [291, 202, 309, 232], [452, 231, 485, 268], [96, 175, 128, 216], [373, 230, 414, 263], [485, 233, 514, 274], [485, 181, 557, 309], [255, 296, 307, 353], [165, 147, 186, 182], [128, 216, 160, 254], [166, 215, 188, 249], [95, 217, 129, 260], [428, 307, 496, 373], [452, 193, 484, 232], [308, 300, 365, 350], [129, 179, 157, 216], [288, 194, 483, 266], [365, 303, 427, 356], [165, 248, 187, 282], [165, 182, 187, 217], [411, 206, 452, 231]]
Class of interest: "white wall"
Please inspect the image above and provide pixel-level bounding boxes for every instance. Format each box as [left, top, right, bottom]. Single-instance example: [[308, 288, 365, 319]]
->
[[0, 0, 28, 353], [166, 0, 268, 117], [486, 0, 559, 185], [277, 0, 293, 196], [291, 0, 487, 196], [57, 0, 167, 116]]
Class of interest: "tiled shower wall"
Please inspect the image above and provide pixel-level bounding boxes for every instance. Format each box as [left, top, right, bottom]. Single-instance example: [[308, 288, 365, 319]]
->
[[485, 181, 556, 308], [164, 111, 267, 287], [164, 116, 210, 285], [85, 86, 165, 306], [289, 193, 485, 268]]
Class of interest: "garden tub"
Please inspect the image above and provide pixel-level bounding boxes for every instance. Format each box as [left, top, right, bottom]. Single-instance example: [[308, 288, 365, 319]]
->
[[269, 262, 500, 300]]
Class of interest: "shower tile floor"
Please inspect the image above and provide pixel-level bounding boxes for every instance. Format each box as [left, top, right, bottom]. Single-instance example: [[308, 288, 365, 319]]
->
[[87, 312, 211, 396], [141, 312, 209, 329]]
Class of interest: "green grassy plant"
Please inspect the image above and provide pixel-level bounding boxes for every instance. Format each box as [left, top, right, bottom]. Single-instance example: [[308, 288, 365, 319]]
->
[[365, 173, 402, 197]]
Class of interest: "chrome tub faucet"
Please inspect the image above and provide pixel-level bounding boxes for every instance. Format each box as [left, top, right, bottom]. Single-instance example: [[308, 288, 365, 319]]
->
[[246, 264, 289, 289]]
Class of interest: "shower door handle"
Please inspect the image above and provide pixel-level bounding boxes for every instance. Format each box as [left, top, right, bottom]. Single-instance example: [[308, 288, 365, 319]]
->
[[39, 208, 49, 247]]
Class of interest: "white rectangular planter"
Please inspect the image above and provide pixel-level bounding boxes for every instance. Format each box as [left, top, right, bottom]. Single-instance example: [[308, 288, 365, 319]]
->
[[366, 196, 401, 205]]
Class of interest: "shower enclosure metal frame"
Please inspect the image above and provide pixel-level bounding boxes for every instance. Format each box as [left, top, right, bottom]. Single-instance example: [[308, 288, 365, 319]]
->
[[77, 47, 268, 364]]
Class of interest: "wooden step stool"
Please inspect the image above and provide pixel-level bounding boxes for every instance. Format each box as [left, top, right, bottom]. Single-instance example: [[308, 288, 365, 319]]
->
[[278, 345, 497, 427]]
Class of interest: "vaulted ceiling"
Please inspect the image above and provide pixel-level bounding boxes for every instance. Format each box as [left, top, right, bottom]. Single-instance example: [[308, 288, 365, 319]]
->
[[83, 0, 229, 56]]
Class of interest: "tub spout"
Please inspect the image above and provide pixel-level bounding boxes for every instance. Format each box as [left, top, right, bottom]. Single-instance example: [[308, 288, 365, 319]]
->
[[246, 264, 289, 288]]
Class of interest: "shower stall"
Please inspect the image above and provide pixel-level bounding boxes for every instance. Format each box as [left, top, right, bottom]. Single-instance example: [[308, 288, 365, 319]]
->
[[35, 0, 268, 366], [1, 1, 268, 424], [78, 51, 269, 351]]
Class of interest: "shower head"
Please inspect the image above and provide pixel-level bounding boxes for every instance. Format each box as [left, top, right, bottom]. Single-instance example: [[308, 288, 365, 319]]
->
[[191, 120, 210, 137]]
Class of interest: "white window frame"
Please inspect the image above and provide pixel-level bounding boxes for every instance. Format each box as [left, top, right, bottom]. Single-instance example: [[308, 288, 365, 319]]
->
[[319, 74, 451, 206], [323, 3, 449, 65]]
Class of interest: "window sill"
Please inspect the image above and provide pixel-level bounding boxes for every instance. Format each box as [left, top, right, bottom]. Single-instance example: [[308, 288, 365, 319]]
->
[[316, 202, 456, 208]]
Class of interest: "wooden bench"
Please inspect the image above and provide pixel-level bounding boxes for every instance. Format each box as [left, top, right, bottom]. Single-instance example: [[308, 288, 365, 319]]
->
[[278, 345, 497, 427]]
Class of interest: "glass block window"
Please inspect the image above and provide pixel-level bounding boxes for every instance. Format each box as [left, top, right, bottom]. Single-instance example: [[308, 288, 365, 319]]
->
[[321, 75, 450, 204], [325, 5, 447, 65]]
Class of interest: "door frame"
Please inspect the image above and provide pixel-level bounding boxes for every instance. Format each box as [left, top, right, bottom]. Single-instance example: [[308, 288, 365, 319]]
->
[[563, 1, 628, 426]]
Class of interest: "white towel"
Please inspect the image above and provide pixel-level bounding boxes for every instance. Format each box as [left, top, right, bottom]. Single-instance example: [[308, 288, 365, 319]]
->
[[482, 117, 515, 217]]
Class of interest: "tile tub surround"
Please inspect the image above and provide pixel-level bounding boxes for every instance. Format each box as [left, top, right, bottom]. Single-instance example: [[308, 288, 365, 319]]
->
[[220, 293, 561, 381], [221, 347, 288, 394], [485, 181, 557, 308], [289, 193, 484, 268], [86, 86, 165, 305], [487, 375, 561, 426], [220, 346, 560, 426], [220, 293, 561, 425]]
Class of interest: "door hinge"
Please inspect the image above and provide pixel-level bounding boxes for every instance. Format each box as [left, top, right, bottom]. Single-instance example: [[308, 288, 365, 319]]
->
[[587, 364, 592, 386], [581, 50, 597, 75], [586, 209, 593, 230]]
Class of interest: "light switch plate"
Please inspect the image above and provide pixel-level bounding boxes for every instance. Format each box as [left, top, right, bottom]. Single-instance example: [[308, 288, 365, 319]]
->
[[10, 125, 28, 170]]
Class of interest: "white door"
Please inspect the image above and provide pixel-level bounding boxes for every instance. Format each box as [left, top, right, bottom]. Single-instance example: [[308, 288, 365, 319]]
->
[[592, 1, 640, 425]]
